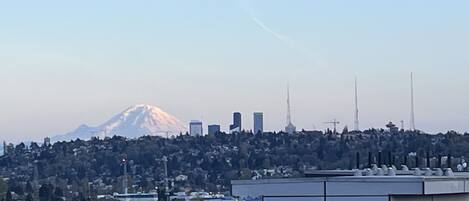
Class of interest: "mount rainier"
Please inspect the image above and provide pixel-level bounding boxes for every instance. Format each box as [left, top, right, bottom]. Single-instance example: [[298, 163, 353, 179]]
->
[[52, 104, 187, 142]]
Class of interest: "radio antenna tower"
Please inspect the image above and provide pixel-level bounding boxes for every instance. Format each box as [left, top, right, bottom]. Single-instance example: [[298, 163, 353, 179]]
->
[[410, 73, 416, 131], [285, 83, 296, 134], [287, 83, 292, 125], [354, 76, 360, 131]]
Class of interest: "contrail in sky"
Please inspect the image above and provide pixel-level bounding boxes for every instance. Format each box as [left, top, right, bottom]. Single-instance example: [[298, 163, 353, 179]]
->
[[239, 0, 318, 65]]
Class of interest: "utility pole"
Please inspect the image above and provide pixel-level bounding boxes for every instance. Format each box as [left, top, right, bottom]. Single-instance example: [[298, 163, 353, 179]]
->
[[122, 158, 128, 194], [163, 156, 169, 201]]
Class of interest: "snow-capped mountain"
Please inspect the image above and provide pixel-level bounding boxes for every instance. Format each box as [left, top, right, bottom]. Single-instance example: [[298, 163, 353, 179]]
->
[[52, 104, 187, 142]]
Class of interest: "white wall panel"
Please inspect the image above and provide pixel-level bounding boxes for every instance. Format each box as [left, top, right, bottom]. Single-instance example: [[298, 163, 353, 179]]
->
[[391, 196, 431, 201], [232, 181, 324, 198], [465, 180, 469, 192], [424, 180, 465, 194], [433, 194, 469, 201], [327, 182, 422, 196], [392, 194, 469, 201], [264, 197, 323, 201], [327, 196, 388, 201]]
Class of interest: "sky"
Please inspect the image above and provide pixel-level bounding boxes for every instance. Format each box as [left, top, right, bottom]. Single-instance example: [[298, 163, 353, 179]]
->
[[1, 0, 469, 142]]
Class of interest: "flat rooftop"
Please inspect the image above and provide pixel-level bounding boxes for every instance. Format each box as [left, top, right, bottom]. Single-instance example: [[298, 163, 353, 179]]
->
[[231, 169, 469, 200]]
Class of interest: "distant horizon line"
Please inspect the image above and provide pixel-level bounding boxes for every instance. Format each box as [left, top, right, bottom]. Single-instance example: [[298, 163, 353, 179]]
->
[[2, 127, 468, 146]]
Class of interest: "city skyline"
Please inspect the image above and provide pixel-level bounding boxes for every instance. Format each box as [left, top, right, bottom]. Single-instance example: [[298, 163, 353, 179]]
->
[[0, 72, 467, 143], [1, 1, 469, 142]]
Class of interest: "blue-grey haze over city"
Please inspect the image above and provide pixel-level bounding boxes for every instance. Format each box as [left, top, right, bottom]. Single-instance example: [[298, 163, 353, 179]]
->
[[1, 0, 469, 142]]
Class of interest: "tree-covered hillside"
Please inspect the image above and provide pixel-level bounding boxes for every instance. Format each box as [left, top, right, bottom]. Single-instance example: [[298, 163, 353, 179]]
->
[[1, 129, 469, 200]]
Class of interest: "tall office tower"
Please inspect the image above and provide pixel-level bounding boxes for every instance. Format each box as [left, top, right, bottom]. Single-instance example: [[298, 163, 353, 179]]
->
[[208, 124, 221, 135], [189, 120, 203, 136], [253, 112, 264, 134], [2, 141, 6, 155], [230, 112, 242, 133], [285, 85, 296, 134]]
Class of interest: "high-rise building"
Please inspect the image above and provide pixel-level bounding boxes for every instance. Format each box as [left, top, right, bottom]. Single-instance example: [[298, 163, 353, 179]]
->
[[208, 124, 221, 135], [189, 120, 203, 136], [253, 112, 263, 134], [43, 137, 51, 147], [230, 112, 242, 133], [285, 85, 296, 134], [2, 141, 6, 155]]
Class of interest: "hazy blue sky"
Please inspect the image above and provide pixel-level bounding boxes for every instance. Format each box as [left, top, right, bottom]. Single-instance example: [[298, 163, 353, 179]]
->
[[1, 0, 469, 142]]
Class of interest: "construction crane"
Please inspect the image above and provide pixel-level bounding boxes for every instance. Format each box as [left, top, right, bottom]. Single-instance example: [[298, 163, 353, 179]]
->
[[324, 119, 340, 134]]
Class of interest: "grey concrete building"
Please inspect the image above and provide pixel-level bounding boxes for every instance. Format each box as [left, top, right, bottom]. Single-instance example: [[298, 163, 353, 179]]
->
[[232, 169, 469, 201], [208, 124, 221, 135], [230, 112, 242, 133], [253, 112, 263, 134]]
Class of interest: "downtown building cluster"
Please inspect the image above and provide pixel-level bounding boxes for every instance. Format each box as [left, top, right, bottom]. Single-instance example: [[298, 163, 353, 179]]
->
[[189, 85, 297, 137], [189, 111, 266, 136]]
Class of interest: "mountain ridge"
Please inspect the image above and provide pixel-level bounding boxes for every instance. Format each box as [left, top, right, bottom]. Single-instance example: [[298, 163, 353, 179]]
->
[[51, 104, 187, 142]]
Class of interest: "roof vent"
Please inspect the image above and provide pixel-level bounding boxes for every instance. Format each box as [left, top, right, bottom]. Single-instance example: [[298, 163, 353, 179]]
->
[[423, 168, 432, 176], [388, 167, 396, 176], [444, 168, 454, 176], [381, 165, 389, 175], [413, 168, 421, 176], [434, 168, 443, 176], [354, 169, 362, 176], [401, 165, 409, 171], [371, 164, 378, 175], [376, 168, 385, 176], [364, 168, 373, 176]]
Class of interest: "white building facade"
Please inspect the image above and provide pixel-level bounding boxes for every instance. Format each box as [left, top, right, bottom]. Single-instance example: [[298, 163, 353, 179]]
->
[[189, 120, 203, 136]]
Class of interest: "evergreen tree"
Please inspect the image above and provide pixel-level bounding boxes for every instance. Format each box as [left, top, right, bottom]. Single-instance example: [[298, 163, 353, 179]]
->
[[5, 191, 11, 201], [25, 182, 34, 194], [39, 184, 53, 201], [157, 187, 167, 201], [25, 193, 34, 201], [53, 187, 64, 201], [0, 178, 6, 197]]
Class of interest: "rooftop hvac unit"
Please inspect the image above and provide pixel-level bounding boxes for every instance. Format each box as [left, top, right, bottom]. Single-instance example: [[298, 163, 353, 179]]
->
[[354, 169, 362, 176], [364, 168, 373, 176], [379, 165, 389, 175], [444, 168, 454, 176], [377, 168, 385, 176], [434, 168, 444, 176], [423, 168, 432, 176], [413, 168, 422, 176], [401, 165, 409, 171], [388, 168, 396, 176]]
